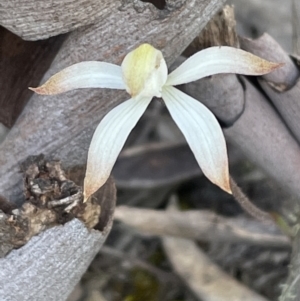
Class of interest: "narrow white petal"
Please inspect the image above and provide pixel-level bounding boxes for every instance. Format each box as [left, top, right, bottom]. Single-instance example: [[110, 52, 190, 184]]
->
[[162, 86, 231, 193], [166, 46, 283, 86], [84, 96, 152, 201], [29, 61, 126, 95]]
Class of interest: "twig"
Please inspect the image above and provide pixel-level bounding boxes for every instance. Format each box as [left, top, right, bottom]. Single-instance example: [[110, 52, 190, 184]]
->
[[230, 177, 274, 224], [279, 226, 300, 301], [114, 206, 289, 248]]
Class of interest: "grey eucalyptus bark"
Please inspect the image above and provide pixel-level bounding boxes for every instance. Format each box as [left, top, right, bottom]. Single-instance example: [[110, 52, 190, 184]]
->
[[0, 0, 225, 205], [240, 34, 300, 144], [0, 219, 111, 301], [240, 34, 299, 89], [0, 171, 116, 301], [0, 0, 183, 40]]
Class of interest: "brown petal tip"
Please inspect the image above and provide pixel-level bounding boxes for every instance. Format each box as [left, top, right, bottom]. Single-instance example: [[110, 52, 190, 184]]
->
[[28, 86, 49, 95], [222, 180, 232, 195], [256, 61, 285, 74], [270, 62, 285, 71]]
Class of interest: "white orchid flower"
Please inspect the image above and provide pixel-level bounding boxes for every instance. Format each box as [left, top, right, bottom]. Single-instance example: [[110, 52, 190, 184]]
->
[[30, 44, 282, 201]]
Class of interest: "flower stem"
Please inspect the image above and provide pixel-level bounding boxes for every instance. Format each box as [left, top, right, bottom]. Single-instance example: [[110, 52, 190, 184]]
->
[[230, 176, 273, 224]]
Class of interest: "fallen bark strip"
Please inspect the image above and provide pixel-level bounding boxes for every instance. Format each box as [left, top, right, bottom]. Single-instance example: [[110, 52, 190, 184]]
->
[[0, 0, 185, 40], [240, 34, 299, 90], [0, 219, 111, 301], [224, 78, 300, 200], [162, 200, 270, 301], [240, 34, 300, 144], [114, 206, 290, 248], [0, 0, 225, 205]]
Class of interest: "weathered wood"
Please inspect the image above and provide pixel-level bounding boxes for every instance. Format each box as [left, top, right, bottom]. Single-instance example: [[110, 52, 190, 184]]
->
[[0, 0, 225, 204], [0, 219, 112, 301], [185, 4, 239, 56], [225, 80, 300, 200], [0, 27, 66, 127], [0, 0, 176, 40], [0, 0, 221, 41], [240, 34, 299, 90], [240, 34, 300, 144], [0, 156, 115, 257], [0, 167, 116, 301], [259, 78, 300, 144], [228, 0, 293, 53], [115, 206, 290, 247]]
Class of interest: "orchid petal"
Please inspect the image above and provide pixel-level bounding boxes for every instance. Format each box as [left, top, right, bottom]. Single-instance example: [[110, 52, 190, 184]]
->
[[166, 46, 283, 86], [84, 96, 152, 201], [162, 86, 231, 194], [29, 61, 126, 95]]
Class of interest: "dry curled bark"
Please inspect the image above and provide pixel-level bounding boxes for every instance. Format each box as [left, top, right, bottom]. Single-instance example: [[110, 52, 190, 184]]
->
[[240, 34, 300, 143]]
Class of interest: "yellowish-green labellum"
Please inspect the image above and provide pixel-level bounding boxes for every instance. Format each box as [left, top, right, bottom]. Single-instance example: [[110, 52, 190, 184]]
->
[[121, 43, 168, 98]]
